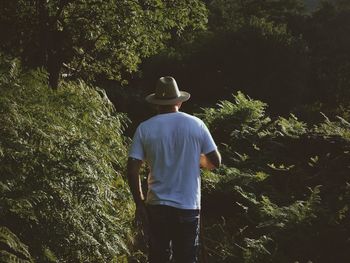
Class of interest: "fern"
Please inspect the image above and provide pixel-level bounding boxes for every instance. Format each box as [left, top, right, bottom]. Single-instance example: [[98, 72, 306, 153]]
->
[[200, 92, 350, 263], [0, 59, 132, 262], [0, 226, 33, 263]]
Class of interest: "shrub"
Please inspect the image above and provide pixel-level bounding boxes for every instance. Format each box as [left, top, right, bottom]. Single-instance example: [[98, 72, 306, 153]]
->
[[0, 59, 132, 262], [200, 92, 350, 263]]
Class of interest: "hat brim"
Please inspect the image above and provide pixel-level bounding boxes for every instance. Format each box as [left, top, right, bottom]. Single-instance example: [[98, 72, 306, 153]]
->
[[145, 91, 190, 105]]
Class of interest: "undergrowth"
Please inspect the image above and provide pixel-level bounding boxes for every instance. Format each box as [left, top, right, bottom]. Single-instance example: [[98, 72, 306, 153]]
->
[[0, 58, 133, 262], [199, 93, 350, 263]]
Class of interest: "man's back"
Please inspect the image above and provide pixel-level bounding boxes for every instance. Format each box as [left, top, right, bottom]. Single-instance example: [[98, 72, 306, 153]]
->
[[129, 111, 216, 209]]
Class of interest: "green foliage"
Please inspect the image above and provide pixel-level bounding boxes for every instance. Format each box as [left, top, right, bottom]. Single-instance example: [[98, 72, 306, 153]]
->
[[200, 92, 350, 263], [314, 114, 350, 140], [0, 0, 208, 86], [243, 235, 272, 263], [0, 59, 132, 262], [64, 0, 207, 81], [207, 0, 305, 31], [135, 0, 350, 119], [199, 92, 270, 145], [138, 7, 309, 114], [274, 114, 307, 138], [302, 2, 350, 106], [0, 226, 34, 263]]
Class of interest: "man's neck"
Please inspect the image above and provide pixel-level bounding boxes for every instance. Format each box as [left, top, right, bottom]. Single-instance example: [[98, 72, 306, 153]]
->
[[158, 105, 179, 114]]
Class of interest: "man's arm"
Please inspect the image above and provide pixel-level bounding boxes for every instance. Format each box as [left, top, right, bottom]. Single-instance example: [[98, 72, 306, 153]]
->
[[200, 149, 221, 170], [126, 157, 144, 205], [126, 157, 149, 239]]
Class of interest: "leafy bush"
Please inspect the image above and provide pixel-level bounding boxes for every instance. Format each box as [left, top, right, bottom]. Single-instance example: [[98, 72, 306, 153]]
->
[[200, 92, 350, 263], [0, 59, 132, 262], [314, 114, 350, 140]]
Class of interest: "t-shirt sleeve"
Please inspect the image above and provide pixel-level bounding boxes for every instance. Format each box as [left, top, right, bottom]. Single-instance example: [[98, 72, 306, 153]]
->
[[128, 126, 145, 161], [201, 122, 217, 154]]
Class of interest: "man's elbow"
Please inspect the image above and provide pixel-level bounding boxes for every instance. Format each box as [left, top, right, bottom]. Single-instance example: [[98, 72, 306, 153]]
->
[[205, 150, 221, 169], [212, 154, 221, 169]]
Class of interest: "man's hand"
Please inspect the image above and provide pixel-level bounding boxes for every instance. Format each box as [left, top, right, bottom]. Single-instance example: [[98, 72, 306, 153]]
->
[[200, 150, 221, 170], [135, 202, 149, 242]]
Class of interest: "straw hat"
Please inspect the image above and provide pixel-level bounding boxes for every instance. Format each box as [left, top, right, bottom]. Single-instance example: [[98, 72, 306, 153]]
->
[[145, 76, 190, 105]]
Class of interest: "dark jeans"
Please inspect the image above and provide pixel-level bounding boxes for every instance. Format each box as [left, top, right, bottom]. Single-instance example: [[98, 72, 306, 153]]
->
[[146, 204, 200, 263]]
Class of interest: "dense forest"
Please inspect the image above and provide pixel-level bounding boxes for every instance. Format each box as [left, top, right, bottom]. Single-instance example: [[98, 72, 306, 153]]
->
[[0, 0, 349, 263]]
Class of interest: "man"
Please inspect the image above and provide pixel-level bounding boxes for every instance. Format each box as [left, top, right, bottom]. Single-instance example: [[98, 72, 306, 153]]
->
[[127, 76, 221, 263]]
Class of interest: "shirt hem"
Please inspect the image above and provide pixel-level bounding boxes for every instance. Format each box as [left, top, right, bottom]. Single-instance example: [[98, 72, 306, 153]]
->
[[128, 153, 144, 161], [146, 200, 200, 210]]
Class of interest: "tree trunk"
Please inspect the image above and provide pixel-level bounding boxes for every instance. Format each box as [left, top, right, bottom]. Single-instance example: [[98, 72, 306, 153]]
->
[[48, 50, 62, 89], [36, 0, 65, 89], [37, 0, 49, 69], [47, 30, 66, 89]]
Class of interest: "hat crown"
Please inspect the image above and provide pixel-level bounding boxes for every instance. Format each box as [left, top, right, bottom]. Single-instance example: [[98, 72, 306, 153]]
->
[[155, 76, 180, 99], [145, 76, 190, 105]]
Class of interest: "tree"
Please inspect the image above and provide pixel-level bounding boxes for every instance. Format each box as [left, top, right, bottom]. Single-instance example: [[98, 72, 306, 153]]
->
[[0, 0, 207, 88], [138, 16, 309, 114], [205, 0, 305, 31], [300, 1, 350, 105]]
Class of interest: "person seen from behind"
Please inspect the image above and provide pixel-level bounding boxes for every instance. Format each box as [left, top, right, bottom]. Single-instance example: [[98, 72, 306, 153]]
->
[[127, 76, 221, 263]]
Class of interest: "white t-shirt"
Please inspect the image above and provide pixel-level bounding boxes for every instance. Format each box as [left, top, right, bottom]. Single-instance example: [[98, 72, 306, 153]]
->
[[129, 111, 217, 209]]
